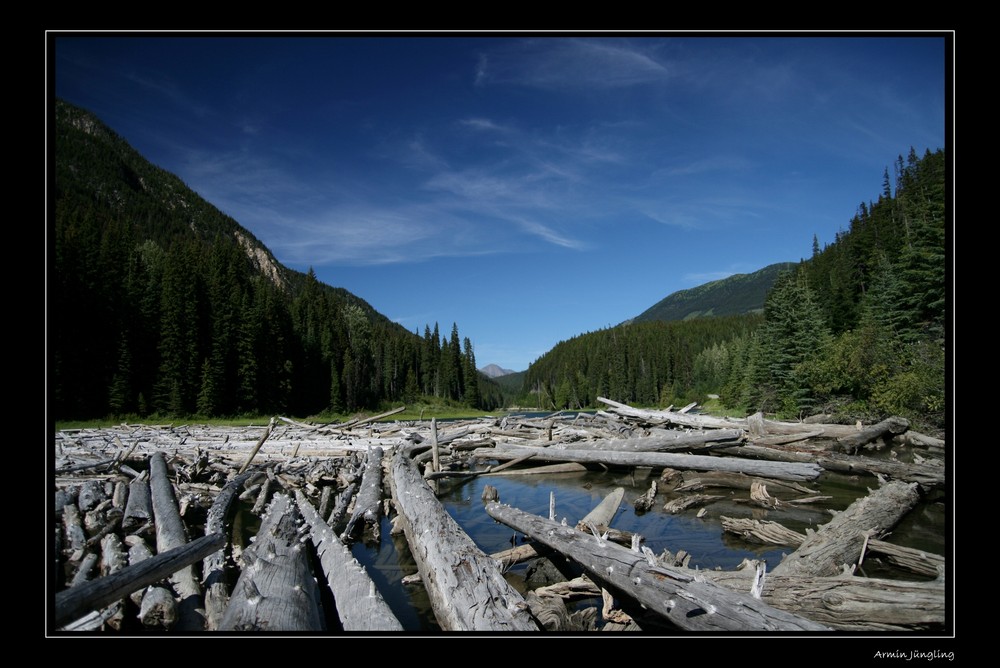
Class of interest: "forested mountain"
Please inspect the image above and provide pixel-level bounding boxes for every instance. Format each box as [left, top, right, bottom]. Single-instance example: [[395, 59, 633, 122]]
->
[[50, 99, 501, 420], [629, 262, 794, 324], [521, 147, 946, 431]]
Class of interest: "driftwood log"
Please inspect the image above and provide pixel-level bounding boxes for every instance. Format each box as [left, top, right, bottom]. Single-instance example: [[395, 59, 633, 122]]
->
[[835, 416, 910, 453], [219, 493, 325, 632], [294, 490, 404, 631], [202, 470, 257, 630], [341, 446, 385, 542], [55, 532, 225, 629], [475, 442, 823, 482], [149, 452, 203, 630], [682, 561, 944, 631], [388, 445, 538, 631], [772, 480, 922, 578], [485, 501, 830, 632], [562, 429, 746, 453]]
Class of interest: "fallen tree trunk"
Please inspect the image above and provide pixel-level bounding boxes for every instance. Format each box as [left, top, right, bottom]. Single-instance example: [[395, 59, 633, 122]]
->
[[54, 533, 225, 629], [149, 452, 204, 631], [835, 416, 910, 453], [771, 480, 922, 578], [342, 446, 385, 542], [714, 444, 945, 489], [474, 443, 823, 482], [294, 490, 404, 631], [485, 502, 830, 632], [598, 397, 862, 438], [563, 429, 746, 453], [202, 470, 257, 631], [220, 493, 325, 632], [865, 538, 945, 579], [681, 562, 944, 632], [721, 516, 807, 547], [388, 445, 538, 631]]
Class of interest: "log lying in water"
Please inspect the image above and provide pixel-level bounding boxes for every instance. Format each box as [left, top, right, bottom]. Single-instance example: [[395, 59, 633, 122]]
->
[[341, 446, 385, 542], [474, 442, 823, 482], [721, 516, 807, 547], [714, 444, 945, 489], [684, 562, 944, 632], [835, 416, 911, 454], [865, 538, 946, 579], [388, 445, 538, 631], [295, 490, 404, 631], [771, 480, 922, 578], [484, 501, 830, 632], [220, 493, 325, 632]]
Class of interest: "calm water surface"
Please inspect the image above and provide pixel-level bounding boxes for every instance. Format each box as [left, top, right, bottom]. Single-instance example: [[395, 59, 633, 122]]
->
[[349, 463, 948, 632]]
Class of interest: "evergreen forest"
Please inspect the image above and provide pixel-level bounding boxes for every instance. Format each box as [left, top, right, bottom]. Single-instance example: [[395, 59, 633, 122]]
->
[[51, 100, 502, 421], [50, 99, 947, 432], [520, 147, 947, 432]]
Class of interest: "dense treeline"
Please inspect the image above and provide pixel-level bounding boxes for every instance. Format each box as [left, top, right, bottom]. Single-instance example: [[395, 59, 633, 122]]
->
[[520, 314, 765, 410], [523, 147, 946, 431], [51, 99, 500, 420]]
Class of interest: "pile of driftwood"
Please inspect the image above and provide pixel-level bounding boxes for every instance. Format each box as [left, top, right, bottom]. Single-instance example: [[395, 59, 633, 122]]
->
[[51, 399, 947, 633]]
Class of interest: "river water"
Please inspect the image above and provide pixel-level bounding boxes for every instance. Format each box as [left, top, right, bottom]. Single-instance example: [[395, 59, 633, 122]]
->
[[348, 460, 948, 632]]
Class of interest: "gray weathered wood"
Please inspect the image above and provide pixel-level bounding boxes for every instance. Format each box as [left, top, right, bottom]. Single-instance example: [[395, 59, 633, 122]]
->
[[865, 538, 945, 579], [149, 451, 203, 630], [687, 563, 944, 632], [122, 477, 153, 532], [220, 493, 325, 632], [202, 470, 257, 631], [772, 480, 922, 578], [388, 445, 538, 631], [54, 533, 225, 629], [342, 446, 385, 541], [295, 490, 404, 631], [721, 516, 807, 546], [485, 501, 830, 632], [237, 417, 275, 475], [475, 442, 823, 482], [560, 428, 747, 453], [836, 416, 911, 453]]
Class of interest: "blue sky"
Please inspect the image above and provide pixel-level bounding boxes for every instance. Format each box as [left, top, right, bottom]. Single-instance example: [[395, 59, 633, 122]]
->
[[51, 33, 949, 372]]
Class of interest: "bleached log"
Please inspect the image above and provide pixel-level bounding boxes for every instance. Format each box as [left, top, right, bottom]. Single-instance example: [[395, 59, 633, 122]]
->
[[836, 417, 911, 453], [220, 493, 325, 631], [237, 417, 275, 475], [485, 501, 829, 632], [560, 428, 746, 453], [62, 502, 86, 555], [632, 480, 658, 512], [388, 444, 538, 631], [483, 462, 589, 476], [686, 562, 945, 632], [715, 444, 945, 489], [491, 487, 625, 568], [772, 480, 922, 578], [598, 397, 862, 438], [474, 442, 823, 482], [663, 494, 721, 514], [721, 516, 807, 546], [295, 490, 404, 631], [865, 538, 945, 579], [149, 451, 203, 630], [202, 470, 257, 631], [54, 532, 225, 629], [675, 470, 815, 496], [342, 446, 385, 542], [122, 478, 152, 533]]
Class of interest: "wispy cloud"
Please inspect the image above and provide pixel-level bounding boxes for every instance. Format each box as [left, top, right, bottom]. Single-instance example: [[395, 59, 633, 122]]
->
[[479, 38, 672, 90]]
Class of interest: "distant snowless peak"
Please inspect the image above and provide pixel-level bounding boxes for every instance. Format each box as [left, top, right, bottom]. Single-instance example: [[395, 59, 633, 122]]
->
[[479, 364, 516, 378]]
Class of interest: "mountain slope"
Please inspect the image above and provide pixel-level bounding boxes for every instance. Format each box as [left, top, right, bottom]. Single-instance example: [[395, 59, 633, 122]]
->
[[51, 99, 492, 419], [630, 262, 795, 324], [480, 364, 517, 378]]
